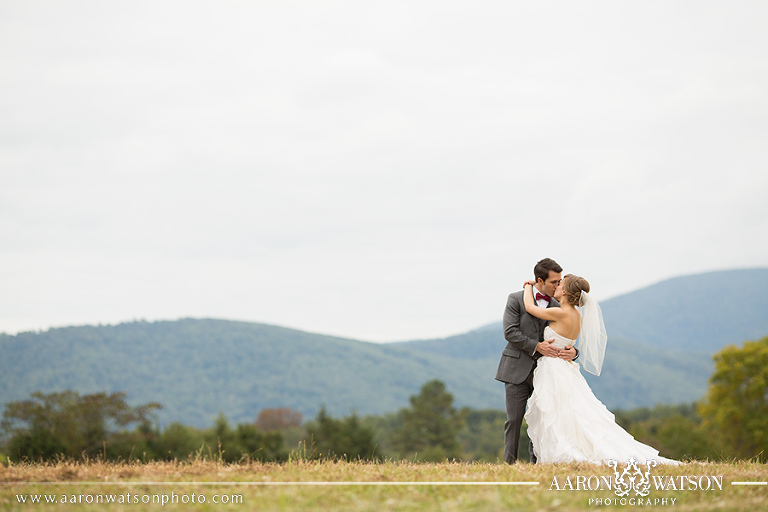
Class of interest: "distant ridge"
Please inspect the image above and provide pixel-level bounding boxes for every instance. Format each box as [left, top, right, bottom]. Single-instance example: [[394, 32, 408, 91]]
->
[[1, 268, 765, 427], [600, 268, 768, 354], [450, 268, 768, 355], [0, 319, 495, 427]]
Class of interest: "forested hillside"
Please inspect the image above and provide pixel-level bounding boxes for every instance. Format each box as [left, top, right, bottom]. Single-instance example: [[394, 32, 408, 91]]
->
[[1, 269, 765, 427], [0, 319, 494, 426]]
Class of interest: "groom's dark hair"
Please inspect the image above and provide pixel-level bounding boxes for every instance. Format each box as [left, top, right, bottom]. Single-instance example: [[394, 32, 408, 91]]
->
[[534, 258, 563, 283]]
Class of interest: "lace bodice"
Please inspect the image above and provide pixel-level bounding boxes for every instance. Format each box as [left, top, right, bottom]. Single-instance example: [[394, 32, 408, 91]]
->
[[544, 326, 577, 349]]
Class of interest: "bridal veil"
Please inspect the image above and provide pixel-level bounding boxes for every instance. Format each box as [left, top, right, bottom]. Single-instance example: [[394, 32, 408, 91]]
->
[[578, 291, 608, 376]]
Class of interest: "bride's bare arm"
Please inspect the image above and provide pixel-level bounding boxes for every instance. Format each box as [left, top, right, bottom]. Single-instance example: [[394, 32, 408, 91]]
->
[[523, 284, 564, 321]]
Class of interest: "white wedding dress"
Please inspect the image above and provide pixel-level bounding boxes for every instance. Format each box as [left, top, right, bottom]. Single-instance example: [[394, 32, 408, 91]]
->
[[525, 326, 679, 465]]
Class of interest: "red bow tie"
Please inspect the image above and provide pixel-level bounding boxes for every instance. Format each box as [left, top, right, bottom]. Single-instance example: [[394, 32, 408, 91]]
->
[[535, 293, 551, 302]]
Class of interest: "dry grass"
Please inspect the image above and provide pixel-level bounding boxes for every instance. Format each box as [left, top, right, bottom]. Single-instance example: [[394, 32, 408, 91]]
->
[[1, 459, 766, 511]]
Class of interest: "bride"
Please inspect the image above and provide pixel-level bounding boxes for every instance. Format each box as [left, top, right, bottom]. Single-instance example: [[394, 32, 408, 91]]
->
[[522, 274, 679, 465]]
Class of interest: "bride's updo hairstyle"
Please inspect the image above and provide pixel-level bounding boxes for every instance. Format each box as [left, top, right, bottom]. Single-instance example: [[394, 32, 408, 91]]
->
[[563, 274, 590, 306]]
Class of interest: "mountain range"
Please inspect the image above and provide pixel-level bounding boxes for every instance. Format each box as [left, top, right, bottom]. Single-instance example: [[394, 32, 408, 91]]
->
[[1, 268, 766, 427]]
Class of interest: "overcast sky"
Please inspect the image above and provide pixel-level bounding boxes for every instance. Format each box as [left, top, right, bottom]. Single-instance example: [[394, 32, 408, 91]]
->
[[2, 1, 767, 342]]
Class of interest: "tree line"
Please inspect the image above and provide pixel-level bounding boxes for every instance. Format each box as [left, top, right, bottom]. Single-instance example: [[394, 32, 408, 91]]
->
[[2, 335, 766, 464]]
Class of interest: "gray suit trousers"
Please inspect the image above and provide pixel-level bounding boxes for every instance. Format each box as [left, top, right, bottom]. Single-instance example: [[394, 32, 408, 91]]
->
[[504, 372, 537, 464]]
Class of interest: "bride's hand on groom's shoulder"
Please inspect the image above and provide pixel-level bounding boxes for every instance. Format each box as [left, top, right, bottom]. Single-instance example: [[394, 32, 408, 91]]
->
[[522, 280, 536, 289]]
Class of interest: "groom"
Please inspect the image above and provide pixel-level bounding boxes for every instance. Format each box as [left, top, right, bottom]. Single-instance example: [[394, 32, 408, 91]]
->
[[495, 257, 577, 463]]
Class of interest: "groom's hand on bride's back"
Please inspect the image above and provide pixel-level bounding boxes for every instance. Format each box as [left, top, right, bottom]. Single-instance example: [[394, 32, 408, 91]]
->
[[536, 341, 578, 360], [559, 346, 578, 361], [536, 339, 560, 358]]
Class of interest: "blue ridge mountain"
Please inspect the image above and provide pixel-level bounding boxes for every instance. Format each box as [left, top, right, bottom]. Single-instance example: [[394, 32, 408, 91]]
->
[[1, 268, 765, 427]]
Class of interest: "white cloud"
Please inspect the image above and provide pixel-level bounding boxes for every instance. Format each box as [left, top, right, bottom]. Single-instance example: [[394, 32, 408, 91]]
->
[[1, 1, 767, 341]]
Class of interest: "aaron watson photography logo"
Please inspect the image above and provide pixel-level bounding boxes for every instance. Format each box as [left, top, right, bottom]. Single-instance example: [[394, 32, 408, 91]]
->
[[548, 458, 724, 507]]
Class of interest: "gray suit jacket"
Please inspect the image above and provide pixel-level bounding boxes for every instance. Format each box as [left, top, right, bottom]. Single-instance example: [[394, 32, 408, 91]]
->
[[495, 290, 560, 385]]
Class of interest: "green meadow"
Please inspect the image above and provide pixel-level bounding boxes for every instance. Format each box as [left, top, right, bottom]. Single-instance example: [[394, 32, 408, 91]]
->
[[2, 459, 766, 511]]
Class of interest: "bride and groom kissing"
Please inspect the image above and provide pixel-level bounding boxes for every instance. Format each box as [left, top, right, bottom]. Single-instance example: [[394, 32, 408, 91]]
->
[[496, 258, 678, 465]]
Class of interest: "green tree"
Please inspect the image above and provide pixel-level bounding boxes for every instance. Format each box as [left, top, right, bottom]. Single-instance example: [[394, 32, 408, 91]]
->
[[457, 408, 507, 462], [391, 379, 465, 461], [615, 403, 724, 461], [234, 423, 286, 462], [153, 422, 201, 461], [201, 413, 287, 462], [699, 335, 768, 460], [1, 391, 161, 461], [304, 406, 380, 461]]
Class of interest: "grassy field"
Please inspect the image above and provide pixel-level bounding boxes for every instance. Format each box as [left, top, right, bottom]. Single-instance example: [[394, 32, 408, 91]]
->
[[1, 459, 766, 511]]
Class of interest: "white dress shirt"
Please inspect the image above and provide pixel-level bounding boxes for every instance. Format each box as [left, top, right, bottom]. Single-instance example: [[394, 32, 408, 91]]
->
[[534, 287, 551, 308]]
